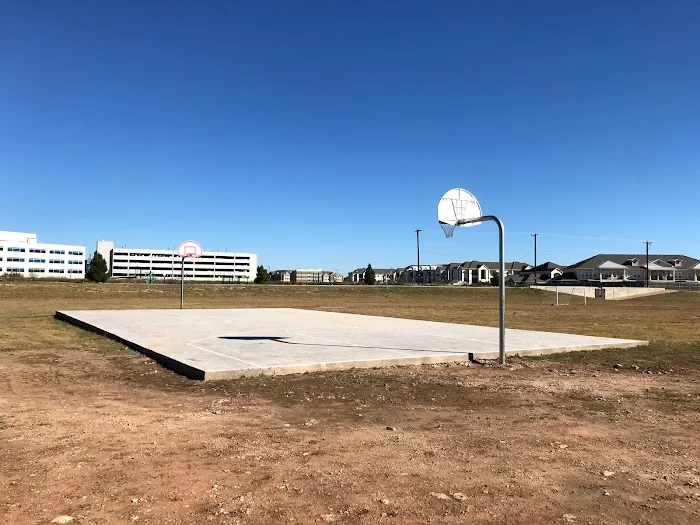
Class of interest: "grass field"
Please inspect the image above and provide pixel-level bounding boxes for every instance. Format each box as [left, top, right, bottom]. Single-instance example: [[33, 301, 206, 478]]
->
[[1, 282, 699, 524]]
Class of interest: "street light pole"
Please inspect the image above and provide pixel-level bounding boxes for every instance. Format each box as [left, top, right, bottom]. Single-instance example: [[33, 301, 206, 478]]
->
[[531, 233, 538, 286], [644, 240, 652, 287], [415, 229, 422, 285]]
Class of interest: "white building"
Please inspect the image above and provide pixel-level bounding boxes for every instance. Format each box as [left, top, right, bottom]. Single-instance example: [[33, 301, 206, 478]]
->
[[0, 231, 85, 279], [96, 241, 256, 281]]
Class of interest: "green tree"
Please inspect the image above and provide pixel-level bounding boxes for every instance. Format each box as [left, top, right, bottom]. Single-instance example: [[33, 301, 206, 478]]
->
[[364, 263, 376, 285], [86, 251, 109, 282], [254, 265, 270, 284]]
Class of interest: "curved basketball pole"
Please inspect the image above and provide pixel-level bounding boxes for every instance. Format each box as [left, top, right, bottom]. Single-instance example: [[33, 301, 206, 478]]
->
[[457, 215, 506, 364]]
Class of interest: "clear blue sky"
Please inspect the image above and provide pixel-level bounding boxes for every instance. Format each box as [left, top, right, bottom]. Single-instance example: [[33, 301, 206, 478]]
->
[[2, 1, 699, 273]]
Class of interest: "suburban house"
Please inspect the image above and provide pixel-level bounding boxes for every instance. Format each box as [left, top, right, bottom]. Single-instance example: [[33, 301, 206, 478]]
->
[[448, 261, 527, 284], [349, 268, 397, 284], [510, 262, 564, 285], [270, 270, 291, 283], [402, 265, 444, 284], [561, 254, 700, 283]]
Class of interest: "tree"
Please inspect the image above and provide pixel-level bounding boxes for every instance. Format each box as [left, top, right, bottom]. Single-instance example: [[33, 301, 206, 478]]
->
[[254, 265, 270, 284], [86, 251, 109, 282], [364, 263, 376, 285], [490, 271, 500, 286]]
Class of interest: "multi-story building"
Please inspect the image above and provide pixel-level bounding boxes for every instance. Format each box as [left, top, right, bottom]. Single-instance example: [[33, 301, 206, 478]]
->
[[291, 268, 325, 284], [96, 241, 256, 281], [0, 231, 85, 279]]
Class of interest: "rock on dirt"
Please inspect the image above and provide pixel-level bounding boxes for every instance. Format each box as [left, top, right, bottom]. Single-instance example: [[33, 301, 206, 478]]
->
[[452, 492, 467, 501], [385, 426, 396, 431], [603, 470, 615, 477], [321, 513, 338, 522], [51, 518, 74, 524], [562, 514, 576, 522], [430, 492, 450, 500]]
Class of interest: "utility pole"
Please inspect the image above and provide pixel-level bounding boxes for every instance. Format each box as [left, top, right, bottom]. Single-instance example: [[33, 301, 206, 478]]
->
[[531, 233, 538, 286], [644, 240, 652, 288], [415, 229, 422, 285]]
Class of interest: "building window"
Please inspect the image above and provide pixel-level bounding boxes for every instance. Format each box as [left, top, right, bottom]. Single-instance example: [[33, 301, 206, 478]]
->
[[29, 268, 46, 273], [49, 259, 65, 264], [7, 268, 24, 273], [29, 248, 46, 253], [8, 247, 25, 252], [68, 260, 82, 265], [68, 251, 83, 256], [29, 258, 45, 263], [7, 257, 25, 263], [49, 269, 65, 274], [68, 269, 82, 274], [49, 249, 65, 255]]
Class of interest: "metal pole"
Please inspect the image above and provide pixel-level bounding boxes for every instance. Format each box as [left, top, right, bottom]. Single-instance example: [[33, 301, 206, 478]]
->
[[180, 257, 184, 309], [457, 215, 505, 364], [644, 240, 652, 288], [415, 229, 421, 285], [531, 233, 538, 286]]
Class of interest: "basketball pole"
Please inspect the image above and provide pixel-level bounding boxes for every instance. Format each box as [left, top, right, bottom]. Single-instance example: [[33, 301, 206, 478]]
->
[[457, 215, 506, 364], [180, 256, 185, 309]]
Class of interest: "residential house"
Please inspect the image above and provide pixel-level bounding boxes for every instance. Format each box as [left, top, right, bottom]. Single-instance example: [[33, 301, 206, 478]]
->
[[349, 268, 397, 284], [270, 270, 291, 283], [563, 254, 700, 283], [513, 262, 564, 285]]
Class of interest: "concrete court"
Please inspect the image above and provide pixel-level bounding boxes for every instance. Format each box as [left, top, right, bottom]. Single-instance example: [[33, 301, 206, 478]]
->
[[56, 308, 647, 380]]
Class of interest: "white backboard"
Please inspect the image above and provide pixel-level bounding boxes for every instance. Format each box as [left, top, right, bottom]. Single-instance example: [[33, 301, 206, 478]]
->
[[177, 240, 203, 258], [437, 188, 482, 227]]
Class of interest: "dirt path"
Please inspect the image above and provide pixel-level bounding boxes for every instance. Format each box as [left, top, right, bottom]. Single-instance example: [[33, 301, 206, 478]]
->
[[1, 348, 698, 525]]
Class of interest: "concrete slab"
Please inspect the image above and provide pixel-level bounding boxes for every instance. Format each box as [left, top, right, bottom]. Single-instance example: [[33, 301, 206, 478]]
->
[[55, 308, 647, 380]]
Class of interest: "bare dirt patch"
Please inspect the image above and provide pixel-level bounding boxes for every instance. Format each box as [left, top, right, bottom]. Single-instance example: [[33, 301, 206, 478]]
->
[[1, 283, 699, 524]]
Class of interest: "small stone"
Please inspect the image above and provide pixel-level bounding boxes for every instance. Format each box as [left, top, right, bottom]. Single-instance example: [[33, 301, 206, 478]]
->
[[430, 492, 450, 500], [380, 499, 390, 505], [613, 363, 622, 369], [452, 492, 467, 501], [603, 470, 614, 477], [559, 444, 568, 449], [131, 498, 139, 503], [603, 490, 611, 496], [321, 514, 337, 522], [381, 513, 387, 518], [386, 426, 396, 431], [563, 514, 576, 522], [482, 489, 489, 494], [632, 365, 640, 370], [51, 518, 74, 524], [283, 424, 291, 427], [131, 516, 139, 522]]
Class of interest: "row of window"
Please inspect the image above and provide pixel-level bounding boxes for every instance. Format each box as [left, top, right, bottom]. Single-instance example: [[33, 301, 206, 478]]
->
[[112, 253, 251, 260], [2, 268, 83, 274], [1, 258, 83, 264], [0, 247, 83, 255]]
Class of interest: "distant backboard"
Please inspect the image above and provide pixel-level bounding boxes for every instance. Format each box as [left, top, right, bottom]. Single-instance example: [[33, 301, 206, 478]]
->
[[177, 240, 203, 258]]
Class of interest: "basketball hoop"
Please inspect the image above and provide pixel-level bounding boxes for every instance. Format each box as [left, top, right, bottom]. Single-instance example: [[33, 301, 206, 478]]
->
[[177, 240, 203, 258], [437, 188, 482, 238], [440, 222, 458, 238]]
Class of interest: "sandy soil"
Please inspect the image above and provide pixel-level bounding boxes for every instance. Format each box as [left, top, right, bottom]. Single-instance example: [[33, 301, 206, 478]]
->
[[1, 348, 698, 525]]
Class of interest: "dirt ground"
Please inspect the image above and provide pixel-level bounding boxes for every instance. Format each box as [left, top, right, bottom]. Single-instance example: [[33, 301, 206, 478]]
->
[[1, 282, 699, 524]]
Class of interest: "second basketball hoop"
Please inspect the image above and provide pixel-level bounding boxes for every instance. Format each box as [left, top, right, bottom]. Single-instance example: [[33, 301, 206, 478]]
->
[[177, 240, 203, 258]]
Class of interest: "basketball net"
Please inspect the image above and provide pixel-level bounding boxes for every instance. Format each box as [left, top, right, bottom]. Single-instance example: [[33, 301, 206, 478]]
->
[[440, 222, 457, 238]]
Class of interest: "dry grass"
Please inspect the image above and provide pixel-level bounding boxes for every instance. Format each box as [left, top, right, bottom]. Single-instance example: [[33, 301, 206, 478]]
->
[[1, 280, 699, 366]]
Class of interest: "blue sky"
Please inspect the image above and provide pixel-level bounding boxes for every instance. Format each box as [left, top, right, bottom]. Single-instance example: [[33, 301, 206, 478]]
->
[[2, 1, 699, 273]]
